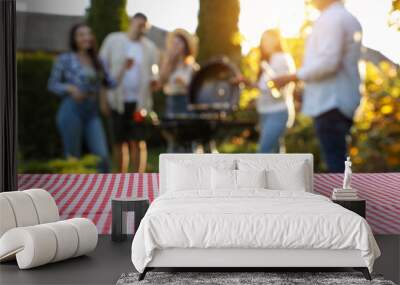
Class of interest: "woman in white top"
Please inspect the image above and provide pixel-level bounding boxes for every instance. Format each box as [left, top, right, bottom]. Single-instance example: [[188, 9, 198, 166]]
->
[[160, 29, 198, 118], [254, 29, 296, 153]]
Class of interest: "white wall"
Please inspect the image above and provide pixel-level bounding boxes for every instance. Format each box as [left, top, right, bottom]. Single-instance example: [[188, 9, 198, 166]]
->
[[16, 0, 88, 15]]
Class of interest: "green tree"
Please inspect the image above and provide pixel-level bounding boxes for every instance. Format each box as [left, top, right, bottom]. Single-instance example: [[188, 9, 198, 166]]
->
[[86, 0, 129, 45], [196, 0, 241, 64]]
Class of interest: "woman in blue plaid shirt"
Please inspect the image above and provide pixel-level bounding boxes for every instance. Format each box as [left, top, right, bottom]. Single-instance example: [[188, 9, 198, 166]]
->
[[48, 23, 116, 173]]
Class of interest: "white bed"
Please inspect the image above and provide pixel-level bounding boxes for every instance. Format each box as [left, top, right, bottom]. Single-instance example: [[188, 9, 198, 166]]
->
[[131, 154, 380, 280]]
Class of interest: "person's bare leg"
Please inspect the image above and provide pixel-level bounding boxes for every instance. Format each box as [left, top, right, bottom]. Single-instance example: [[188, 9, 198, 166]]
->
[[115, 143, 130, 173], [138, 140, 147, 173], [129, 141, 140, 172]]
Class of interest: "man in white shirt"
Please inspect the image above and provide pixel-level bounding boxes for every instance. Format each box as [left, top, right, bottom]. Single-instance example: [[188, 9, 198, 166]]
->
[[273, 0, 362, 172], [100, 13, 159, 173]]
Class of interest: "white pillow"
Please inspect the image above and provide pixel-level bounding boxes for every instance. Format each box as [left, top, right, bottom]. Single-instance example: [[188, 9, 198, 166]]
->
[[236, 169, 267, 189], [211, 168, 236, 190], [166, 159, 236, 192], [211, 169, 267, 191], [237, 159, 308, 191], [167, 163, 210, 191]]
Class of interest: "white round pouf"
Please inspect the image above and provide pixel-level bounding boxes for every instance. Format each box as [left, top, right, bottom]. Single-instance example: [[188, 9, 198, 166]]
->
[[0, 189, 98, 269], [43, 221, 79, 262], [64, 218, 98, 257], [0, 192, 39, 227], [24, 189, 59, 224], [0, 218, 98, 269], [0, 196, 17, 237], [0, 226, 57, 269]]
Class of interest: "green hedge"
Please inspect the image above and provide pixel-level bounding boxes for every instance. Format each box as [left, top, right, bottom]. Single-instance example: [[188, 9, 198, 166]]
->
[[19, 155, 99, 174], [17, 52, 62, 160]]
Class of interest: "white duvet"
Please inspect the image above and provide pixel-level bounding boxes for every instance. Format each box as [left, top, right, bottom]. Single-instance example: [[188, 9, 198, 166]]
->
[[131, 190, 380, 273]]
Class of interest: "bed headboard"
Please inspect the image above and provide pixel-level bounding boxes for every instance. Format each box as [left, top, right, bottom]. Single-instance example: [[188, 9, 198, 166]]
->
[[159, 153, 314, 194]]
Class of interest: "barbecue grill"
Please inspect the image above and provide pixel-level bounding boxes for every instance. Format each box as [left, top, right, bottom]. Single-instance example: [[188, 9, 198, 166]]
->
[[160, 57, 249, 153], [188, 57, 241, 112]]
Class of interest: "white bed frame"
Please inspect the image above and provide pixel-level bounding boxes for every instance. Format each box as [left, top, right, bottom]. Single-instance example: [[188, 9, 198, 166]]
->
[[140, 154, 370, 280]]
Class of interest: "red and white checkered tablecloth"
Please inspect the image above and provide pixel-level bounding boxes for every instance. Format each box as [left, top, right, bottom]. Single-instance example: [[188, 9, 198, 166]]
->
[[17, 173, 400, 235]]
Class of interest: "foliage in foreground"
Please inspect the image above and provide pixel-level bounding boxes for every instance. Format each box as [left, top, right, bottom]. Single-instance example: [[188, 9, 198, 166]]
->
[[19, 155, 99, 174], [350, 62, 400, 172]]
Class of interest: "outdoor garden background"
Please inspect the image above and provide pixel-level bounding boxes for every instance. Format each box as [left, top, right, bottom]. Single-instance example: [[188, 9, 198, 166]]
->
[[17, 0, 400, 173]]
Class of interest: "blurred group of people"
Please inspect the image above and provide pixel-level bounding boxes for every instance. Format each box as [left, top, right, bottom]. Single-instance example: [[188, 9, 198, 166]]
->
[[48, 13, 197, 173], [48, 0, 362, 173]]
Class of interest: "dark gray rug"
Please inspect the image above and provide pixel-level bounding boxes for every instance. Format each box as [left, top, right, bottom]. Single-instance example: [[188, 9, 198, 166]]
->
[[116, 272, 396, 285]]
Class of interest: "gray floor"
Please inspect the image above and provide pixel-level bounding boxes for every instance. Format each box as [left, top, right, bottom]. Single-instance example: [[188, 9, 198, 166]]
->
[[0, 235, 134, 285], [1, 235, 399, 285], [374, 235, 400, 284]]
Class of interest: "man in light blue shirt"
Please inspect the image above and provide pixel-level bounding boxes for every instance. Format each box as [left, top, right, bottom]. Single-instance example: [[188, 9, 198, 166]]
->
[[273, 0, 362, 172]]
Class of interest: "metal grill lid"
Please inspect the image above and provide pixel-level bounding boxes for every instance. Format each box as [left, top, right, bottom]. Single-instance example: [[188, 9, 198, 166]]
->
[[189, 57, 241, 112]]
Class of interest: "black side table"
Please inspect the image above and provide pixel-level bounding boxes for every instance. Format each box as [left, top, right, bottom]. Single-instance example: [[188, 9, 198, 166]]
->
[[112, 197, 149, 242], [332, 199, 366, 218]]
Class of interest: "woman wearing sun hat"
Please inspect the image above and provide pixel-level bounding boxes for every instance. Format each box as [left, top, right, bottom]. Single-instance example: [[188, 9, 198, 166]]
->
[[159, 28, 199, 118]]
